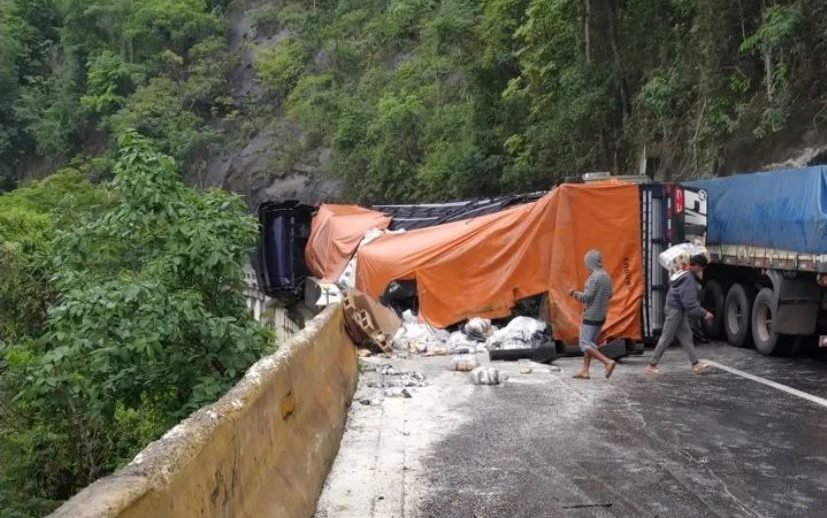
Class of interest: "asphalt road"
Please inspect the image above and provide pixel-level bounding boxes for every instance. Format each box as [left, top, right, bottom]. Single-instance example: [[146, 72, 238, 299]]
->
[[317, 343, 827, 518]]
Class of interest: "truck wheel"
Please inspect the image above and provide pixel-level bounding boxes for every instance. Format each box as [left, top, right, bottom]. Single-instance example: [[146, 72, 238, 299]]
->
[[701, 280, 725, 338], [752, 288, 780, 355], [724, 283, 755, 348]]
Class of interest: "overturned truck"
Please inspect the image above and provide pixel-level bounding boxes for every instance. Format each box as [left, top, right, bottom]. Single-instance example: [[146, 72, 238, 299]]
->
[[256, 178, 707, 353]]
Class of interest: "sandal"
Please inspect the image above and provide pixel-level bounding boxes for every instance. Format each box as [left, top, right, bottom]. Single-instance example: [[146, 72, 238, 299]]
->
[[604, 361, 617, 379]]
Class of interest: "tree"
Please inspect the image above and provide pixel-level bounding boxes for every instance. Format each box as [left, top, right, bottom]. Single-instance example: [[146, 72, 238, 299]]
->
[[0, 170, 114, 344], [0, 132, 270, 516]]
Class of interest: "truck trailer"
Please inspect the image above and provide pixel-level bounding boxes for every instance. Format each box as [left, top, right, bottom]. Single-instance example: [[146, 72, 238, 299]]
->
[[689, 166, 827, 356], [256, 176, 708, 351]]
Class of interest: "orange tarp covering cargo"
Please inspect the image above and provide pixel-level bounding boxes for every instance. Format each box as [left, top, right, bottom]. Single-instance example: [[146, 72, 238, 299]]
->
[[305, 204, 391, 282], [356, 183, 643, 344]]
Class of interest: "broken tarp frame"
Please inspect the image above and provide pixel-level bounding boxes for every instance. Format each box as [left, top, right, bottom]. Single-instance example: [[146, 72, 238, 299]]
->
[[374, 192, 546, 231], [355, 183, 645, 345]]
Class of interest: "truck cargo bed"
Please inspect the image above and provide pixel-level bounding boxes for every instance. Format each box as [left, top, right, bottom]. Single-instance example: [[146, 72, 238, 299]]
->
[[688, 166, 827, 257]]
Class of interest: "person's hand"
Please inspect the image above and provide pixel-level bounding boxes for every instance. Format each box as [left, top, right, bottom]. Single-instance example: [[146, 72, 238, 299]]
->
[[704, 311, 714, 321]]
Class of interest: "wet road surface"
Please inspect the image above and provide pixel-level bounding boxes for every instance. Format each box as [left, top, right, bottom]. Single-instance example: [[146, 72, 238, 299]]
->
[[317, 343, 827, 518]]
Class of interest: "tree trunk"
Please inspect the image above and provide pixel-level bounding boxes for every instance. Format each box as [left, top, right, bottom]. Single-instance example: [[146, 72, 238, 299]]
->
[[692, 99, 708, 175], [605, 0, 630, 118], [584, 0, 592, 64], [737, 0, 747, 42], [761, 0, 774, 102]]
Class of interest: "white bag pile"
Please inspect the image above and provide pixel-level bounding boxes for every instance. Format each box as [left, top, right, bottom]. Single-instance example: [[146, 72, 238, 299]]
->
[[392, 310, 445, 353], [463, 318, 493, 342], [486, 316, 547, 350]]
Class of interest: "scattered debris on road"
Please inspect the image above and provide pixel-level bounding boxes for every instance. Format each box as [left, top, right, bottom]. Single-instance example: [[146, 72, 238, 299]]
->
[[385, 387, 413, 398], [356, 362, 429, 400], [366, 363, 427, 388], [470, 366, 507, 385], [450, 355, 480, 372]]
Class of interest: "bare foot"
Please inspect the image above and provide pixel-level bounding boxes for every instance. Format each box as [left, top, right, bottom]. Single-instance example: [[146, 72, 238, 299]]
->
[[573, 372, 590, 380], [604, 361, 617, 379], [645, 365, 661, 375], [692, 362, 711, 375]]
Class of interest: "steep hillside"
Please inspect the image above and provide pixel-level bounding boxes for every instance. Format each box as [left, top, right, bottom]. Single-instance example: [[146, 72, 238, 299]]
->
[[2, 0, 827, 205]]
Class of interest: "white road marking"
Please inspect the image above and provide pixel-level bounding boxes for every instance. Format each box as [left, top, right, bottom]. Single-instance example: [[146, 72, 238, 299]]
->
[[704, 360, 827, 409]]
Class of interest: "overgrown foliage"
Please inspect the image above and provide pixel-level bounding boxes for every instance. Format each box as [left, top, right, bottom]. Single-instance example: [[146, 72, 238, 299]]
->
[[0, 133, 270, 516], [3, 0, 825, 198], [252, 0, 827, 200], [0, 169, 114, 344], [0, 0, 234, 189]]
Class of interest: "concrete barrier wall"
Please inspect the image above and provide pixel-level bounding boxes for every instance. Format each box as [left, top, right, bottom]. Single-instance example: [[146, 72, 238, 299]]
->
[[51, 304, 357, 518]]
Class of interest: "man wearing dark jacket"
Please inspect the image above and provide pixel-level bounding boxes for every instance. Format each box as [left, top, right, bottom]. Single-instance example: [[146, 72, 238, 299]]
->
[[646, 254, 713, 375]]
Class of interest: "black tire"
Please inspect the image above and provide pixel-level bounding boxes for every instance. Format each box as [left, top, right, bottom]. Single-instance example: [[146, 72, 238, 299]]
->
[[701, 280, 725, 338], [724, 283, 756, 348], [752, 288, 780, 355]]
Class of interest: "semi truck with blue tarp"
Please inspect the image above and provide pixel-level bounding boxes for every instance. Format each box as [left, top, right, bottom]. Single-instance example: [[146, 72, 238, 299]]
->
[[688, 166, 827, 355]]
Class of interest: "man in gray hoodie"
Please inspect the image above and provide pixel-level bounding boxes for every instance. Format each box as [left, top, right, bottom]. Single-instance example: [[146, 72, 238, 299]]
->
[[569, 249, 617, 379], [646, 254, 713, 375]]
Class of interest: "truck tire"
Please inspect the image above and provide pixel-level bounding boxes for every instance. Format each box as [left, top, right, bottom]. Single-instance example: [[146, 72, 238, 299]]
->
[[724, 283, 755, 348], [701, 280, 725, 339], [752, 288, 780, 355]]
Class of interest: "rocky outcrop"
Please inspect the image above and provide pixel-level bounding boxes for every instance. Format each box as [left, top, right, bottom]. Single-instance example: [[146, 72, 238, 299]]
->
[[202, 1, 343, 208]]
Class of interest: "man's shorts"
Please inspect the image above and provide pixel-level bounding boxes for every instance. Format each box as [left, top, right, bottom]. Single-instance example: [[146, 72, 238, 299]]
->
[[579, 323, 603, 353]]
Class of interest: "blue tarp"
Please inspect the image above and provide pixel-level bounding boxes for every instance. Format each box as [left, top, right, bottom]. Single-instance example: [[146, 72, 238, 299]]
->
[[687, 166, 827, 254]]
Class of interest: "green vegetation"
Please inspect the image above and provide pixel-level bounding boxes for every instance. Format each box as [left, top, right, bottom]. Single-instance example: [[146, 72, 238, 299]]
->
[[260, 0, 827, 200], [0, 133, 270, 516], [3, 0, 825, 197], [6, 0, 827, 201], [0, 0, 234, 189]]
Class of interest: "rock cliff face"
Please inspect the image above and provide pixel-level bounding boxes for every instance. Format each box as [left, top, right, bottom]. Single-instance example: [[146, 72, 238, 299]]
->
[[200, 2, 342, 208], [205, 122, 342, 208]]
